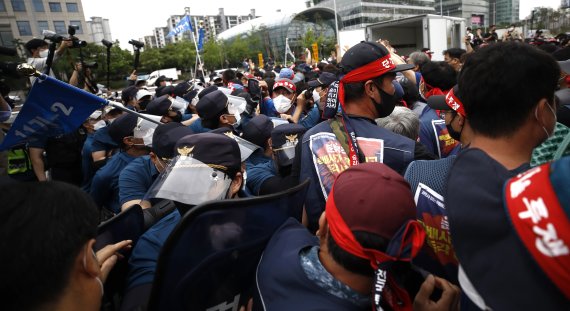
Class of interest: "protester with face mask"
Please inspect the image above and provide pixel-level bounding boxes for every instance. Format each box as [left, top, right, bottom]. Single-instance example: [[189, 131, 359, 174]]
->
[[287, 72, 337, 129], [300, 41, 436, 232], [502, 24, 522, 41], [403, 85, 472, 285], [135, 89, 153, 111], [119, 122, 193, 211], [89, 113, 152, 214], [24, 38, 71, 84], [444, 42, 560, 310], [125, 133, 244, 307], [0, 181, 132, 311]]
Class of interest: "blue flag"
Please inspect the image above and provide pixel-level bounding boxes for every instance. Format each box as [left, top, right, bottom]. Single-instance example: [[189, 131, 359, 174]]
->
[[0, 75, 107, 151], [167, 15, 193, 38], [198, 27, 205, 50]]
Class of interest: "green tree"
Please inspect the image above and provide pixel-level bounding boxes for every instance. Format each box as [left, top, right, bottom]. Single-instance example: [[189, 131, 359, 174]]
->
[[202, 37, 225, 71]]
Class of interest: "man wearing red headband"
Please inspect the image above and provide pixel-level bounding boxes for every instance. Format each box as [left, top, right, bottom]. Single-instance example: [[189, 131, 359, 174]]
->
[[300, 41, 436, 232], [255, 163, 460, 310]]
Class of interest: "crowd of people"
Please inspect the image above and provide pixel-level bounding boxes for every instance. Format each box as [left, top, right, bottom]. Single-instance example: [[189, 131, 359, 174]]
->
[[1, 27, 570, 311]]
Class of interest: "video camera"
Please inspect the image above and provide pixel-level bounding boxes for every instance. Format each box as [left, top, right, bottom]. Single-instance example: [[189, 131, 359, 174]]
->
[[101, 39, 113, 48], [68, 25, 87, 48], [128, 39, 144, 49]]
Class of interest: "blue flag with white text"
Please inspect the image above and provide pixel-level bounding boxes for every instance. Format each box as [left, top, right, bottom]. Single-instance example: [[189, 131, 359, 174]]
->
[[0, 75, 107, 151], [198, 27, 205, 50], [167, 15, 193, 38]]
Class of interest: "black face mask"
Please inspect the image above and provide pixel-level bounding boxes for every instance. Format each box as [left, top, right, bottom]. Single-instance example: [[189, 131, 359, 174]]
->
[[446, 113, 463, 142], [372, 83, 397, 118], [139, 99, 151, 110]]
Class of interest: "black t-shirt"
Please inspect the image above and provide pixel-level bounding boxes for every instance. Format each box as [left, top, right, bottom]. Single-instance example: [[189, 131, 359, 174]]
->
[[445, 148, 568, 310]]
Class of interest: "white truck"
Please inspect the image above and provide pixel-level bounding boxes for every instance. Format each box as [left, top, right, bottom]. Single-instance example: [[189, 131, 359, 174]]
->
[[146, 68, 180, 86], [355, 14, 466, 61]]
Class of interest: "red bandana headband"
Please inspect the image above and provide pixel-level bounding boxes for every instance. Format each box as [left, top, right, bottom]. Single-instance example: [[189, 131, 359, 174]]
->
[[504, 163, 570, 299], [420, 77, 448, 99], [337, 54, 395, 109], [326, 187, 425, 310], [273, 80, 296, 92], [445, 87, 466, 117]]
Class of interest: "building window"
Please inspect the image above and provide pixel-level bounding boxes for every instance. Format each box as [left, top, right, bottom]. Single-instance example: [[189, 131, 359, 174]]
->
[[65, 2, 77, 12], [0, 25, 15, 47], [48, 2, 61, 12], [16, 21, 32, 36], [11, 0, 26, 11], [37, 21, 49, 33], [32, 0, 44, 11], [0, 0, 6, 11], [53, 20, 66, 34], [69, 20, 82, 34]]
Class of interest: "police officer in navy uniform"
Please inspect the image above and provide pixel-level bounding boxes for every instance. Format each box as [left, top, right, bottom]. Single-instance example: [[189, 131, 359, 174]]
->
[[248, 123, 306, 195], [125, 133, 244, 308], [118, 122, 193, 211], [89, 113, 150, 214], [300, 41, 436, 232], [194, 89, 239, 133]]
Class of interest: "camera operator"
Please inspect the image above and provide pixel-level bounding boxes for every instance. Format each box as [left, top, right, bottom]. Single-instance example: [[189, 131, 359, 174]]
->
[[24, 38, 71, 83], [69, 61, 98, 93]]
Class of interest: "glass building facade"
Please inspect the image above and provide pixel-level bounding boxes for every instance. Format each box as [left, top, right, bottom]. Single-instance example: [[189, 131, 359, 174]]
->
[[217, 7, 338, 64]]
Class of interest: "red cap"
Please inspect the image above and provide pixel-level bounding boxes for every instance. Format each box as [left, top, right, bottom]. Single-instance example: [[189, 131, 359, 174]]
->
[[327, 162, 416, 240]]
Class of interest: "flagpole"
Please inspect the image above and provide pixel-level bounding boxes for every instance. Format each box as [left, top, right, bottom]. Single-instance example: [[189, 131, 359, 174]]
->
[[187, 14, 206, 80], [107, 101, 162, 125], [285, 37, 288, 67]]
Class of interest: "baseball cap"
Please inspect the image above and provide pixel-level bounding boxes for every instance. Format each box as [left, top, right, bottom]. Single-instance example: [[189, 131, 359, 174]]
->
[[326, 162, 416, 241], [154, 75, 172, 87], [196, 90, 228, 121], [426, 85, 466, 116], [155, 85, 175, 97], [145, 95, 172, 116], [340, 41, 414, 75], [152, 122, 194, 159], [279, 68, 295, 80], [136, 89, 153, 101], [271, 123, 306, 167], [307, 72, 337, 88], [241, 114, 274, 148], [198, 85, 219, 99], [107, 113, 138, 145], [273, 78, 296, 93], [175, 133, 241, 175], [173, 81, 193, 98]]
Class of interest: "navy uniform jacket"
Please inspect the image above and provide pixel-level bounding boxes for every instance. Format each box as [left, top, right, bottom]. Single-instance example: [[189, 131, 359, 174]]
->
[[246, 151, 275, 196], [89, 151, 137, 213], [300, 116, 434, 231], [127, 209, 180, 290], [255, 218, 368, 311], [119, 156, 159, 207]]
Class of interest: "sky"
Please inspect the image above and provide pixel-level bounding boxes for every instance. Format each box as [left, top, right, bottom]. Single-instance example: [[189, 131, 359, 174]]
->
[[81, 0, 561, 50]]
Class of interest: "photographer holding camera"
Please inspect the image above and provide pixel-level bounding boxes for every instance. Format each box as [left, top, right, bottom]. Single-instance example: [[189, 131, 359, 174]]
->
[[24, 38, 71, 83]]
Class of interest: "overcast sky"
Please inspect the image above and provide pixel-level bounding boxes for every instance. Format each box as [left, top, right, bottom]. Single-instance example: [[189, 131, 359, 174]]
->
[[81, 0, 561, 50]]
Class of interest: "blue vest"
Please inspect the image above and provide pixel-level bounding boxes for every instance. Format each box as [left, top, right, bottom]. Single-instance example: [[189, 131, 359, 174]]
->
[[300, 116, 416, 231], [255, 219, 368, 311]]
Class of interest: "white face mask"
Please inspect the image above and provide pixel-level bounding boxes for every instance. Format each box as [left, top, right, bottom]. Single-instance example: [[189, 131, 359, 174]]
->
[[93, 120, 107, 131], [273, 95, 292, 113], [39, 49, 49, 58], [535, 100, 557, 140], [312, 89, 321, 103]]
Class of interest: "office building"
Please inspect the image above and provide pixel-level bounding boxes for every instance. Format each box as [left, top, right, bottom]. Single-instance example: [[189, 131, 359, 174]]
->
[[311, 0, 436, 29], [86, 16, 112, 45], [0, 0, 93, 48], [493, 0, 520, 25]]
